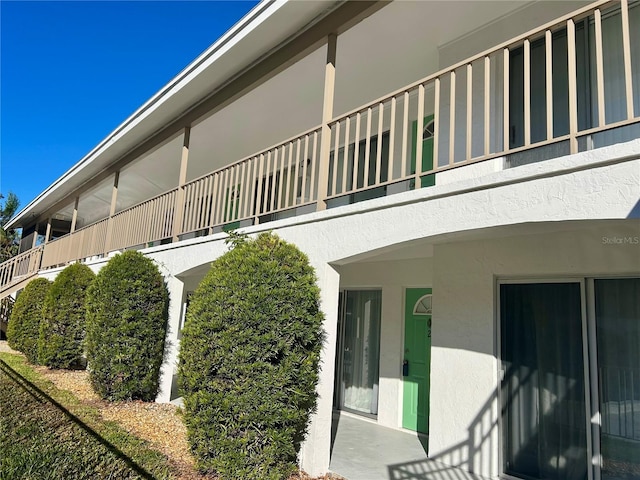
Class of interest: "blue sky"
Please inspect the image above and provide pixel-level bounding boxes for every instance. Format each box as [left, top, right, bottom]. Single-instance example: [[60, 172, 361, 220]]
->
[[1, 0, 258, 213]]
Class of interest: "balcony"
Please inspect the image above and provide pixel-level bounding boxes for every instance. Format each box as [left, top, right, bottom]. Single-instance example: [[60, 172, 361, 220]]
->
[[1, 0, 639, 295]]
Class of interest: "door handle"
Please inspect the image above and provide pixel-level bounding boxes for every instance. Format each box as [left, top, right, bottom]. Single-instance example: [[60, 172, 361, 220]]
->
[[402, 360, 409, 377]]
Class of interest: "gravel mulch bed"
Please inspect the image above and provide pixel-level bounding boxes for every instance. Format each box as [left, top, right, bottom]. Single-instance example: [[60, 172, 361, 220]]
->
[[0, 341, 333, 479], [29, 365, 213, 479]]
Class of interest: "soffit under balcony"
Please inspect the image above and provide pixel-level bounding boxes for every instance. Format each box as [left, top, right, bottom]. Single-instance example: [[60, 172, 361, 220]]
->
[[188, 44, 326, 181], [333, 0, 589, 116], [115, 132, 183, 213], [54, 177, 113, 229]]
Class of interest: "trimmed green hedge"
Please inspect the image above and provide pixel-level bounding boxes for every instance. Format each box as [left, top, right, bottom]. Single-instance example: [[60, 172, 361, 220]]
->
[[38, 263, 95, 369], [85, 250, 169, 401], [6, 278, 51, 363], [178, 232, 324, 479]]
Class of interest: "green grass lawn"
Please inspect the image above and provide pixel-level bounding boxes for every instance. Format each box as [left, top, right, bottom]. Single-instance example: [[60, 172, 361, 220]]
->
[[0, 352, 174, 480]]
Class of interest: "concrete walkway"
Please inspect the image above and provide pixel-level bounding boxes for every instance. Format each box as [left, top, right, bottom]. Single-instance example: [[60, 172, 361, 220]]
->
[[329, 413, 488, 480], [0, 340, 20, 354]]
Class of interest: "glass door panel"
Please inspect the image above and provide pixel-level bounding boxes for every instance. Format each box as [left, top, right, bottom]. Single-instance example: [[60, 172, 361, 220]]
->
[[338, 290, 381, 416], [501, 282, 588, 480], [595, 278, 640, 480]]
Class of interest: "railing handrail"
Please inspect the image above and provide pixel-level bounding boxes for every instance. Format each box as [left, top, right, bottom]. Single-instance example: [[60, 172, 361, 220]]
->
[[1, 245, 44, 265], [38, 126, 317, 237], [71, 216, 109, 234], [44, 124, 324, 235], [182, 125, 323, 189], [0, 245, 44, 291], [44, 231, 72, 246], [44, 194, 172, 250], [329, 0, 615, 125], [111, 188, 178, 219]]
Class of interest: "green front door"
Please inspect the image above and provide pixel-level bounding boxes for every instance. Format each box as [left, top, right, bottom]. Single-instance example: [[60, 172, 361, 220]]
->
[[222, 184, 241, 231], [411, 115, 435, 188], [402, 288, 432, 434]]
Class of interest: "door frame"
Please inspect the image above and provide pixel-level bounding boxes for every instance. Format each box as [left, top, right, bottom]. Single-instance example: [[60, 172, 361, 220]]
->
[[586, 278, 602, 480], [333, 287, 383, 419], [496, 277, 594, 480]]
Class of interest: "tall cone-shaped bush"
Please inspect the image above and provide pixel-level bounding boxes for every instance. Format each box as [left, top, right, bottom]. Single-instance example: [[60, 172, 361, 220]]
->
[[7, 278, 51, 363], [38, 263, 95, 369], [86, 250, 169, 401], [179, 232, 324, 480]]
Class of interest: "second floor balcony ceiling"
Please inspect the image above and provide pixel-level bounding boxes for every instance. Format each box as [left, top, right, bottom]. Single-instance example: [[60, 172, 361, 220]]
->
[[4, 0, 639, 271]]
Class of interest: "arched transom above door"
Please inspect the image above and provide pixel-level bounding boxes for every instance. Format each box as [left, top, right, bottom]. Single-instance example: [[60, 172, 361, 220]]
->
[[413, 294, 432, 315]]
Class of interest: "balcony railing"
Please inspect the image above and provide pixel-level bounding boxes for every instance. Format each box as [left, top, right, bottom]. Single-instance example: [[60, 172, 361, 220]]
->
[[326, 0, 639, 198], [179, 126, 321, 236], [41, 218, 109, 269], [0, 247, 43, 293], [109, 190, 177, 251], [0, 0, 638, 292], [33, 127, 323, 270]]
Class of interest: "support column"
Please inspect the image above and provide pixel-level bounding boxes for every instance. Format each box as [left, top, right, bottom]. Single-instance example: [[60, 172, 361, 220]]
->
[[316, 34, 337, 211], [31, 223, 40, 249], [70, 196, 79, 233], [156, 273, 185, 403], [172, 127, 191, 242], [103, 171, 120, 254], [299, 261, 340, 475], [44, 218, 52, 244]]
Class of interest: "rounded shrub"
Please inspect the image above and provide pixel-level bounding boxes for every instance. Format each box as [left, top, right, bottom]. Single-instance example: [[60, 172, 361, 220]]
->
[[38, 263, 95, 369], [178, 232, 324, 480], [85, 250, 169, 401], [6, 278, 51, 363]]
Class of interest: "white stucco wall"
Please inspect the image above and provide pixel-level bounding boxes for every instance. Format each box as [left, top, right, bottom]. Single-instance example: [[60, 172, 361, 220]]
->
[[436, 157, 503, 185], [429, 225, 640, 479]]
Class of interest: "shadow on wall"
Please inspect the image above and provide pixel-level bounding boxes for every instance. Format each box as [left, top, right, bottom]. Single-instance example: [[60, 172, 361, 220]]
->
[[330, 411, 339, 457], [387, 456, 488, 480], [387, 385, 498, 480], [388, 360, 591, 480]]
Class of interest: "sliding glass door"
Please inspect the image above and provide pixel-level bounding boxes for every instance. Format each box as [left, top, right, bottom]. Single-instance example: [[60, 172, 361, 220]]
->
[[501, 282, 588, 480], [500, 278, 640, 480], [334, 290, 381, 416], [594, 278, 640, 480]]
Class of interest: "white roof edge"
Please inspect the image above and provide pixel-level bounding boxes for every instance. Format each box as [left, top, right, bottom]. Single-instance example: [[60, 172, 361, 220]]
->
[[6, 0, 293, 230]]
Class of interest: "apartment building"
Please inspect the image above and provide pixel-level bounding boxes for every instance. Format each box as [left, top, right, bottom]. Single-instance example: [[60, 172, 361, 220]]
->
[[2, 1, 639, 478]]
